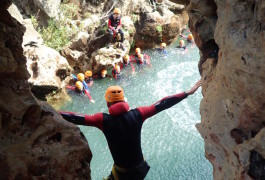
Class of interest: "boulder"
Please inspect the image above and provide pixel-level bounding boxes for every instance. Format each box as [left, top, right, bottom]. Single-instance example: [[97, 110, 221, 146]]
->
[[0, 1, 92, 179]]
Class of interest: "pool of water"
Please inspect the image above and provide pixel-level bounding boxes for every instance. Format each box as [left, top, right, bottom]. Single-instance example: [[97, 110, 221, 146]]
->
[[60, 36, 213, 180]]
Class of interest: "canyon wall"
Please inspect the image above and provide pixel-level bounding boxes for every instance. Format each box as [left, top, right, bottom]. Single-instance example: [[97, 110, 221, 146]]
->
[[0, 0, 92, 179], [188, 0, 265, 179]]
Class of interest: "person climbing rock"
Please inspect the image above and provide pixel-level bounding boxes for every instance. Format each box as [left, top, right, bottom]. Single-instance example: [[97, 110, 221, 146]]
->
[[60, 80, 201, 180], [65, 81, 95, 103], [85, 70, 94, 86], [108, 8, 125, 51]]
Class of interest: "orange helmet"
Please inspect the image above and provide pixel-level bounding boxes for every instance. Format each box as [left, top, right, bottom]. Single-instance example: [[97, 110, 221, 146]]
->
[[187, 34, 193, 41], [179, 40, 185, 47], [75, 81, 83, 91], [123, 54, 129, 61], [101, 69, 107, 75], [105, 86, 125, 102], [161, 42, 166, 48], [135, 48, 141, 54], [115, 64, 120, 72], [85, 70, 92, 78], [113, 8, 121, 14], [77, 73, 85, 81]]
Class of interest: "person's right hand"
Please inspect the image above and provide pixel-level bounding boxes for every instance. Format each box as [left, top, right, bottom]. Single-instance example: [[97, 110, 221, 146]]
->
[[186, 79, 201, 95]]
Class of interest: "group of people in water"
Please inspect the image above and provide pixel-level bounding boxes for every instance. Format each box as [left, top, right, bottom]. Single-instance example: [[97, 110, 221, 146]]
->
[[61, 7, 199, 180]]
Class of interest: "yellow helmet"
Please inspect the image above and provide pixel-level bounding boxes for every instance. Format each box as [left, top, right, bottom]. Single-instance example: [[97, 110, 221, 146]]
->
[[85, 70, 92, 78], [75, 81, 83, 91], [138, 54, 143, 59], [113, 8, 121, 14], [161, 42, 166, 48], [77, 73, 85, 81], [123, 54, 129, 61], [105, 86, 124, 102], [187, 34, 193, 41], [179, 40, 185, 46], [135, 48, 141, 54], [101, 69, 107, 75]]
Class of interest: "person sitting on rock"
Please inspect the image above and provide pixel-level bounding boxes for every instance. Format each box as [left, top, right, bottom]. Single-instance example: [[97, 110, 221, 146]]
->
[[66, 81, 95, 103], [85, 70, 94, 86], [156, 42, 168, 55], [107, 8, 125, 51], [176, 40, 186, 50], [71, 73, 90, 91], [59, 80, 201, 180], [112, 64, 122, 79]]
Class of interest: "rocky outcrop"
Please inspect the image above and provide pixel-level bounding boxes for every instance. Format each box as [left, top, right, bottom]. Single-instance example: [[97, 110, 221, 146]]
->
[[7, 4, 71, 101], [188, 0, 265, 179], [134, 2, 188, 49], [0, 1, 92, 179], [12, 0, 60, 19]]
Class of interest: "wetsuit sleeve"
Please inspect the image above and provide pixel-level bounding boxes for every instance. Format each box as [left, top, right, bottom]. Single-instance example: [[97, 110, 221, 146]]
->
[[71, 74, 77, 81], [108, 19, 114, 31], [84, 89, 93, 101], [60, 111, 103, 130], [137, 92, 188, 122], [66, 86, 75, 90], [82, 81, 89, 90]]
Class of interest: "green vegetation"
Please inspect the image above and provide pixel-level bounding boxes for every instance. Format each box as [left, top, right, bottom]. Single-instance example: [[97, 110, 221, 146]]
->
[[31, 0, 82, 51], [155, 25, 163, 33]]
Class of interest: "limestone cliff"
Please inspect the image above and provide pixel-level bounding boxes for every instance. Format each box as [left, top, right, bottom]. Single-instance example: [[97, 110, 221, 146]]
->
[[188, 0, 265, 179], [0, 0, 92, 179]]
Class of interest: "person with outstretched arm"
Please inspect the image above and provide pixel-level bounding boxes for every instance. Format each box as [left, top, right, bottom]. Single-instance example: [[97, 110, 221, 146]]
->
[[60, 80, 201, 180]]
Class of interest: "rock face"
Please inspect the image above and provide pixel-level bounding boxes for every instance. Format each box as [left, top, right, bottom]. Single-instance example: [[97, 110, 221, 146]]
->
[[0, 1, 92, 179], [188, 0, 265, 179], [134, 2, 188, 49], [7, 4, 72, 101]]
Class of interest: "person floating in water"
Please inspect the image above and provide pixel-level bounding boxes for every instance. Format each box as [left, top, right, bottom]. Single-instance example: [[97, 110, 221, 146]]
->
[[176, 39, 186, 50], [180, 33, 194, 43], [93, 69, 112, 79], [85, 70, 94, 86], [66, 81, 95, 103], [156, 42, 168, 55], [71, 73, 90, 91], [112, 64, 122, 79], [130, 47, 141, 61], [107, 8, 125, 51], [60, 80, 201, 180], [120, 54, 135, 74]]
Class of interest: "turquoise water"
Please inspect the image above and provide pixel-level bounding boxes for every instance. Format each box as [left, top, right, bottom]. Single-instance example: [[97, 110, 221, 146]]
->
[[60, 38, 213, 179]]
